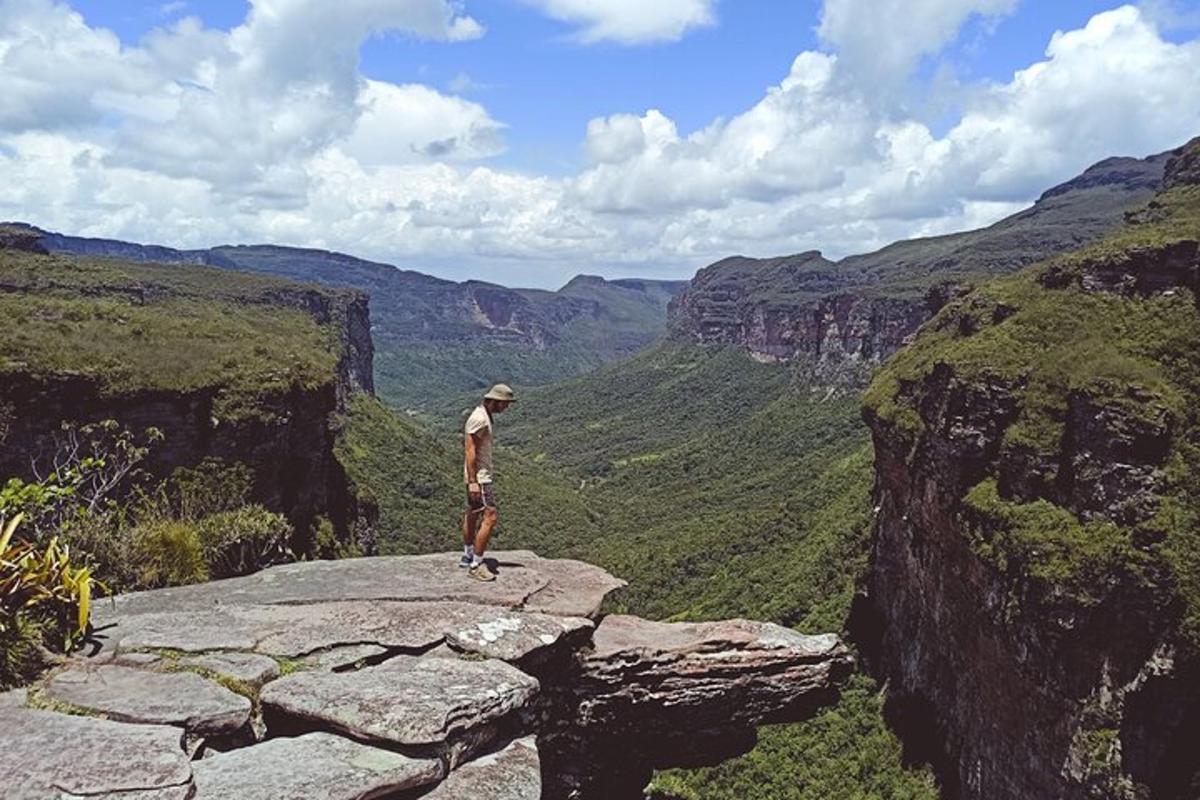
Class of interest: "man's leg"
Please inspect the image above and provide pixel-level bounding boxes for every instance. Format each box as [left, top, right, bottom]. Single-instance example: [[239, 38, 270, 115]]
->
[[473, 507, 498, 559], [469, 485, 498, 580], [461, 496, 480, 567]]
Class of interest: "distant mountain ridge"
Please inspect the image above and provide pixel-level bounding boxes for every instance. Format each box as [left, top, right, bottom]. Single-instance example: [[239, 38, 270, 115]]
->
[[668, 143, 1179, 382], [6, 224, 686, 408]]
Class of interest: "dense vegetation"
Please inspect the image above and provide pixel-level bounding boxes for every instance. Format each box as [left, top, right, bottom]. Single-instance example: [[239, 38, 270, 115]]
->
[[339, 342, 938, 798], [0, 242, 350, 687], [0, 246, 342, 421]]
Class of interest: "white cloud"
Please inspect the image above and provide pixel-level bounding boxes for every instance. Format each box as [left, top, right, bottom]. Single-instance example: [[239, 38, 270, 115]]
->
[[339, 81, 505, 166], [818, 0, 1019, 91], [521, 0, 716, 44], [0, 2, 1198, 286]]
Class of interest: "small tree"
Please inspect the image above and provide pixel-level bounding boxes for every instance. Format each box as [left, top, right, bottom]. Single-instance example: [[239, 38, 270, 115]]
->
[[1, 420, 163, 541]]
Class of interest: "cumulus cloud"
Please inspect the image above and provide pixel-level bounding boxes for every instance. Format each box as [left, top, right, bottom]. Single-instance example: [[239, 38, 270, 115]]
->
[[819, 0, 1019, 89], [520, 0, 717, 44], [0, 2, 1198, 284], [339, 81, 505, 166]]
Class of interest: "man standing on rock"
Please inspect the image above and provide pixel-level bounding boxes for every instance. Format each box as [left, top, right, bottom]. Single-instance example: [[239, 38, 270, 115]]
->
[[461, 383, 516, 581]]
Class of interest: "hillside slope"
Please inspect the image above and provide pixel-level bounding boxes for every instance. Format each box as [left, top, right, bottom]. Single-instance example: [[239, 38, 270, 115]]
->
[[11, 224, 684, 408], [861, 137, 1200, 798]]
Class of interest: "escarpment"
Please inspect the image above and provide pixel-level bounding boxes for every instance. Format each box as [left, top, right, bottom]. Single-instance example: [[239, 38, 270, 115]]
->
[[668, 145, 1174, 385], [0, 552, 853, 800], [0, 242, 375, 542], [857, 137, 1200, 799]]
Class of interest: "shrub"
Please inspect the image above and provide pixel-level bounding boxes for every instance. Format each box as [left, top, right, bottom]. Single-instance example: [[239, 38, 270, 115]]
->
[[197, 504, 293, 579], [0, 514, 100, 688], [129, 519, 208, 588]]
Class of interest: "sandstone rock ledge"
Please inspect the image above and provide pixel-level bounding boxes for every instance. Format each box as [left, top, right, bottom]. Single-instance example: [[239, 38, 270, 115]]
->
[[0, 551, 852, 800]]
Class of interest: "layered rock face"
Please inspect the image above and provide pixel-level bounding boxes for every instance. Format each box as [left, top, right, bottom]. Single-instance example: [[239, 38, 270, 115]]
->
[[668, 147, 1172, 383], [858, 144, 1200, 799], [1, 552, 852, 800]]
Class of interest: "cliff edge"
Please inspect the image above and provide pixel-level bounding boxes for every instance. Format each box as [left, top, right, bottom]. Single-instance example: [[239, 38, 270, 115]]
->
[[1, 552, 852, 800]]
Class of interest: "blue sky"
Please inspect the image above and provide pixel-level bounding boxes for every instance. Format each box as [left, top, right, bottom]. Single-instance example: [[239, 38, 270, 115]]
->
[[2, 0, 1199, 286], [67, 0, 1193, 175]]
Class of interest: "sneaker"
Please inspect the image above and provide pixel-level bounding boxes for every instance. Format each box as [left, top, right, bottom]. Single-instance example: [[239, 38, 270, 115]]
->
[[468, 562, 496, 582], [459, 554, 473, 569]]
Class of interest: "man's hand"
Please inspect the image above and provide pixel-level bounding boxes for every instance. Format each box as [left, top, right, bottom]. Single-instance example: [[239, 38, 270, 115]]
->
[[468, 482, 481, 502]]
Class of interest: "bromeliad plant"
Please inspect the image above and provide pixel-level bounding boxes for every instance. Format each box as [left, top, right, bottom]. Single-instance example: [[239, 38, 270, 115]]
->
[[0, 512, 100, 655]]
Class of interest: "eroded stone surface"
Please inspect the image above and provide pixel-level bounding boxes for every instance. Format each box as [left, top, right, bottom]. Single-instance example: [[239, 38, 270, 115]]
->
[[424, 736, 540, 800], [98, 599, 595, 666], [3, 552, 851, 800], [191, 732, 443, 800], [581, 616, 851, 726], [539, 616, 854, 799], [183, 652, 281, 689], [99, 553, 549, 617], [0, 706, 192, 799], [518, 555, 627, 618], [45, 665, 252, 736], [445, 611, 592, 665], [261, 656, 539, 763]]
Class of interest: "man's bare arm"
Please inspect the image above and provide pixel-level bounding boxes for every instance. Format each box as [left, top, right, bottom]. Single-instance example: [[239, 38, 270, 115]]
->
[[464, 431, 482, 489]]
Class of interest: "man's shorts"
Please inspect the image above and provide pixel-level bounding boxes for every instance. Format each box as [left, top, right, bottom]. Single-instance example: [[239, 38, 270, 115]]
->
[[466, 483, 497, 512]]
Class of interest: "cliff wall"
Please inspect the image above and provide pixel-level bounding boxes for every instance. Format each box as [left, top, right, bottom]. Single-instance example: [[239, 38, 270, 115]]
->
[[857, 139, 1200, 799], [668, 148, 1172, 384]]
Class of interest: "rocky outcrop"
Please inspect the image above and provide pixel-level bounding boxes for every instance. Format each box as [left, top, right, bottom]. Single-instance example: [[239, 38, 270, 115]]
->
[[541, 616, 853, 798], [0, 224, 47, 254], [669, 145, 1176, 384], [4, 552, 852, 800]]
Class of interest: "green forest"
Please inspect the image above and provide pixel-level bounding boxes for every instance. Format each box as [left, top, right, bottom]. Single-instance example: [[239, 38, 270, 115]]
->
[[336, 342, 939, 799]]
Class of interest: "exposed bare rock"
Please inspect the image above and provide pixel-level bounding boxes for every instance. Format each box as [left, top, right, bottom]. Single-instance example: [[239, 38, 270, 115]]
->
[[98, 551, 618, 620], [423, 736, 541, 800], [7, 552, 848, 800], [98, 599, 594, 667], [261, 656, 539, 767], [45, 665, 251, 736], [182, 652, 281, 689], [519, 555, 627, 618], [191, 732, 443, 800], [582, 616, 850, 723], [0, 706, 192, 800], [445, 610, 592, 666], [539, 616, 854, 799]]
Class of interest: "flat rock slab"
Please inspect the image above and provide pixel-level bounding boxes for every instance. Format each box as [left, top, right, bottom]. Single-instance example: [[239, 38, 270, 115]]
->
[[97, 551, 622, 621], [261, 656, 539, 761], [192, 732, 443, 799], [0, 706, 192, 799], [424, 736, 541, 800], [45, 664, 252, 736], [519, 556, 627, 618], [99, 600, 593, 665], [182, 652, 281, 689]]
